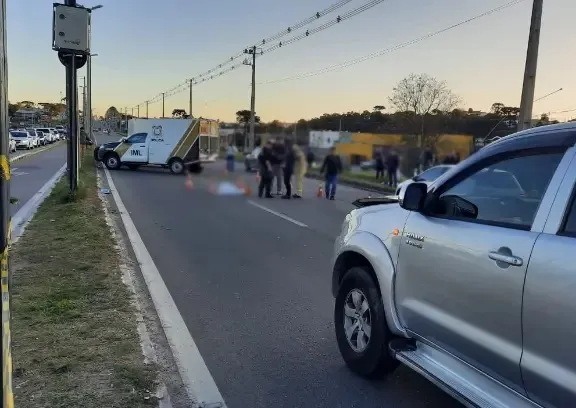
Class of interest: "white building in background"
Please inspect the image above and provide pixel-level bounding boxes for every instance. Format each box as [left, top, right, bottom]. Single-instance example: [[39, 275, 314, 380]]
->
[[309, 130, 340, 149], [309, 130, 353, 149]]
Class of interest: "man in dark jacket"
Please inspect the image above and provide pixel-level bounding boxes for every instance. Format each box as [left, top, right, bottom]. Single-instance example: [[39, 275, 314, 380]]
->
[[320, 147, 343, 200], [258, 141, 274, 198], [271, 139, 285, 195], [386, 149, 399, 188], [282, 140, 295, 199]]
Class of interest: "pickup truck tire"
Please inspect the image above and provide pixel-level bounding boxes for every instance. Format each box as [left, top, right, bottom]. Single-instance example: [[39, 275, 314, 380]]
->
[[103, 153, 121, 170], [169, 158, 185, 175], [335, 266, 399, 378]]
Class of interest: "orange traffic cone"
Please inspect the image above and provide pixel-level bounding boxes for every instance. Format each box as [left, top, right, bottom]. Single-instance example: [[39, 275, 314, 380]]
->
[[185, 176, 193, 190], [317, 183, 324, 198], [208, 180, 217, 194], [255, 171, 261, 182]]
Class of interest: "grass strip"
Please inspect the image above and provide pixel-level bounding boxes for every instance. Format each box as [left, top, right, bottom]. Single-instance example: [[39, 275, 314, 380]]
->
[[10, 151, 158, 408]]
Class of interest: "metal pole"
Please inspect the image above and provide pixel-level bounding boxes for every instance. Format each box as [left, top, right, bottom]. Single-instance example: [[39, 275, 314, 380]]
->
[[518, 0, 543, 131], [68, 54, 79, 189], [249, 46, 256, 151], [124, 106, 127, 133], [0, 0, 14, 405], [189, 79, 193, 118], [82, 77, 86, 130], [131, 107, 134, 118], [162, 93, 165, 118], [87, 17, 92, 137], [137, 105, 140, 118], [146, 100, 149, 119]]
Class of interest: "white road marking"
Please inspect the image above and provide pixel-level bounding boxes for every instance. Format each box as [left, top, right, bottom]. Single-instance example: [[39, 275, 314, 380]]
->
[[11, 164, 67, 243], [103, 168, 227, 408], [247, 200, 309, 228]]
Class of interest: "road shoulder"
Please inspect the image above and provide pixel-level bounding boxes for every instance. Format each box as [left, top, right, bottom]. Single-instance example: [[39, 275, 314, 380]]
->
[[10, 152, 169, 407]]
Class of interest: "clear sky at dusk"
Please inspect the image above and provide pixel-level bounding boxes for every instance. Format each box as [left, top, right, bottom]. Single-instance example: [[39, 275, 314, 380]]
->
[[6, 0, 576, 122]]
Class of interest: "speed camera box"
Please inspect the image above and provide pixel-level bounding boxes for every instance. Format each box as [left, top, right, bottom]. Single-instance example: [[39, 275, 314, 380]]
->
[[52, 4, 90, 54]]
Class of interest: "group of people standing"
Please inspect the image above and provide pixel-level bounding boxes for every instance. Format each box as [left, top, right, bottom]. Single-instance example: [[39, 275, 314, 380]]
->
[[374, 149, 400, 188], [257, 139, 307, 199], [256, 139, 344, 200]]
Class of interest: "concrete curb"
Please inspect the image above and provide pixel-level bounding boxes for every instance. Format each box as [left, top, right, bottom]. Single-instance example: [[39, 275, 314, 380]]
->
[[9, 140, 65, 164]]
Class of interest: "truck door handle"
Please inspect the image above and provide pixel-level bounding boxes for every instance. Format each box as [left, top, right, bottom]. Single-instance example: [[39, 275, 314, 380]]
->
[[488, 251, 523, 266], [138, 145, 146, 148]]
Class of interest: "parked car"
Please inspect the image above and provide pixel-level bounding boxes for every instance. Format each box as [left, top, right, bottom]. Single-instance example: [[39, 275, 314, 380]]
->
[[359, 159, 375, 171], [49, 128, 60, 141], [36, 130, 49, 146], [36, 128, 54, 144], [26, 129, 39, 147], [394, 164, 455, 196], [331, 122, 576, 408], [9, 135, 16, 153], [10, 131, 33, 150], [244, 147, 262, 172]]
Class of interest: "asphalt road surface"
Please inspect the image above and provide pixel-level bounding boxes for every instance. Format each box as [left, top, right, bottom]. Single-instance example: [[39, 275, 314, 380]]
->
[[98, 133, 462, 408], [9, 144, 66, 217]]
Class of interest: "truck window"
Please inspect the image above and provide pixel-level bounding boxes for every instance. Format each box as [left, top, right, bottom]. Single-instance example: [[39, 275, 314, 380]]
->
[[126, 133, 147, 144], [435, 152, 564, 230]]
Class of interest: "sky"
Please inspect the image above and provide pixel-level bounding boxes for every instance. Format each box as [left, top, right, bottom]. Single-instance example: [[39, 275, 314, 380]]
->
[[6, 0, 576, 123]]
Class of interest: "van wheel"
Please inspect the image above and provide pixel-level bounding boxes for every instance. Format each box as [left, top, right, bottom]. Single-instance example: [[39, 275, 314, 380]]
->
[[169, 158, 185, 175], [104, 153, 121, 170], [335, 266, 399, 378]]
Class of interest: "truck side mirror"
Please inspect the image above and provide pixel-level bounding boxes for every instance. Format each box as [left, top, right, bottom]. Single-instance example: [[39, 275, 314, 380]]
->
[[401, 182, 428, 212]]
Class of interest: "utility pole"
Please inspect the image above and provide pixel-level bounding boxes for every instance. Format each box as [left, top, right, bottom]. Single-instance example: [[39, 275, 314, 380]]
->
[[81, 77, 86, 130], [124, 106, 127, 133], [243, 46, 259, 151], [146, 101, 149, 119], [0, 0, 14, 406], [189, 79, 193, 118], [162, 93, 165, 118], [131, 107, 134, 119], [518, 0, 543, 131], [137, 105, 140, 118]]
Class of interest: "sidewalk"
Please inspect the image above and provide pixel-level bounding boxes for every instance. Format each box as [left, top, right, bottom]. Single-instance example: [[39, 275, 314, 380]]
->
[[9, 150, 166, 407]]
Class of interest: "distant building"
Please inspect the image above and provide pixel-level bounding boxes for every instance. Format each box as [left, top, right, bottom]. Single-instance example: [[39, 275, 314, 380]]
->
[[13, 108, 45, 121]]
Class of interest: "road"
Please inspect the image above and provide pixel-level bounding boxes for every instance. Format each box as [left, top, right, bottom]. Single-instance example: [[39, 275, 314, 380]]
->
[[98, 133, 462, 408], [9, 144, 66, 217]]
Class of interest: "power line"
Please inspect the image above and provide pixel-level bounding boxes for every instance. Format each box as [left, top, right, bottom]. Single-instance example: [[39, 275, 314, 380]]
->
[[131, 0, 355, 110], [258, 0, 526, 85]]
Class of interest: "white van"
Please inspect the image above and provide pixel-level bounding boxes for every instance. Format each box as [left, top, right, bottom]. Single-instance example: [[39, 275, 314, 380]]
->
[[96, 118, 219, 174]]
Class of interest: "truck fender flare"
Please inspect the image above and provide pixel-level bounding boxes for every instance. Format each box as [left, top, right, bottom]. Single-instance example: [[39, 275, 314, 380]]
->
[[333, 230, 407, 337]]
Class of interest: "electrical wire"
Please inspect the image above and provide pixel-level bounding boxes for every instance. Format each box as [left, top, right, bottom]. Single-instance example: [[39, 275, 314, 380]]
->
[[258, 0, 526, 84], [131, 0, 355, 109], [133, 0, 389, 109]]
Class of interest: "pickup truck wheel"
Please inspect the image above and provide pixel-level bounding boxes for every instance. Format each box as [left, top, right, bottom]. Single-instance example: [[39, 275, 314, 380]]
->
[[168, 158, 185, 175], [104, 153, 121, 170], [335, 266, 399, 378]]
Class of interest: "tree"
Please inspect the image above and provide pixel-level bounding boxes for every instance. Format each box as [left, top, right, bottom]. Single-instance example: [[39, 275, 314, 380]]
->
[[236, 109, 261, 125], [388, 73, 461, 147], [491, 102, 505, 115], [373, 105, 385, 112], [8, 102, 17, 117], [18, 101, 34, 109], [266, 119, 283, 134], [172, 108, 189, 118]]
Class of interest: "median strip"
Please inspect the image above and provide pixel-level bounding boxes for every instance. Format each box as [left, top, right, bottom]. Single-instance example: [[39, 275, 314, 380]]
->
[[10, 149, 160, 407], [10, 140, 65, 163]]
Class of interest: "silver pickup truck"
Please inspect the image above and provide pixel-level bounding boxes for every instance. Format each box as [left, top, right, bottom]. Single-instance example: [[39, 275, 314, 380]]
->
[[332, 122, 576, 408]]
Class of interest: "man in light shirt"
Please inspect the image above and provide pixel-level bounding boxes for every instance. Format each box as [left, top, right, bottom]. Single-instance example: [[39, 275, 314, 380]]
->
[[225, 142, 238, 172]]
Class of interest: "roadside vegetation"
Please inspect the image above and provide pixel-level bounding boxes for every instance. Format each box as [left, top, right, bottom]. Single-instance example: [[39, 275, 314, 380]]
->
[[10, 150, 158, 408]]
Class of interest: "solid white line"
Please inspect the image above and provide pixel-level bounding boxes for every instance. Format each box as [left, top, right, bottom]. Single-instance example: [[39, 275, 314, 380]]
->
[[11, 164, 67, 243], [102, 168, 226, 408], [247, 200, 309, 228]]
